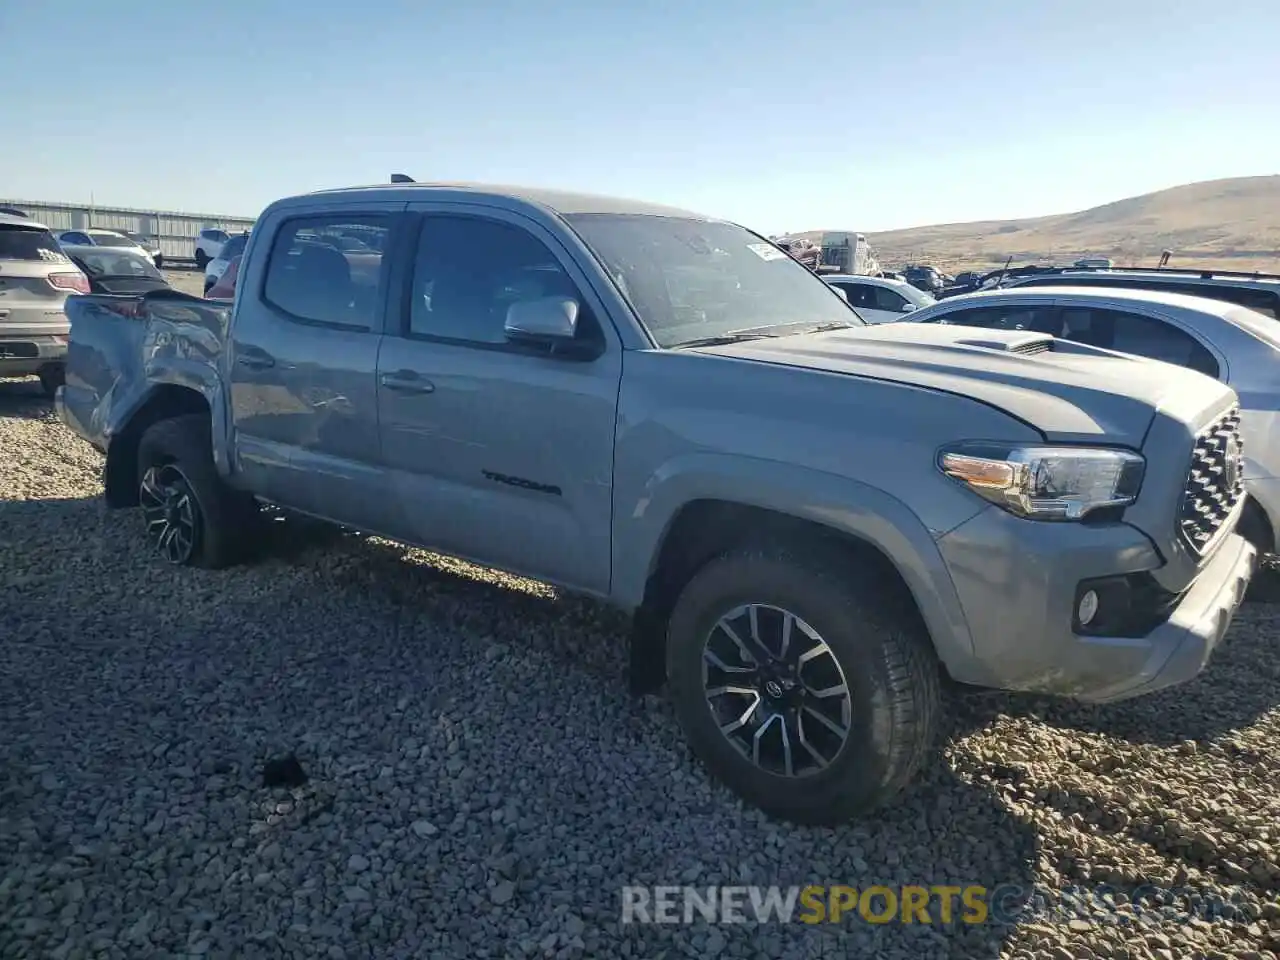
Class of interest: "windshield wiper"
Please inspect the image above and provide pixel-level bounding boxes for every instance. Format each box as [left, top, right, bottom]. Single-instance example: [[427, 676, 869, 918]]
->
[[780, 320, 857, 335], [670, 332, 773, 349], [672, 320, 857, 350]]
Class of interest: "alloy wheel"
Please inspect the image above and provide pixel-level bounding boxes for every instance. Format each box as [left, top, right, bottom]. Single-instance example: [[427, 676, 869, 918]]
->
[[139, 464, 200, 564], [701, 603, 852, 778]]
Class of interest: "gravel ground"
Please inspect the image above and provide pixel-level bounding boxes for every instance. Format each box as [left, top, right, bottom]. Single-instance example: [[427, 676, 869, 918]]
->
[[2, 376, 1278, 960]]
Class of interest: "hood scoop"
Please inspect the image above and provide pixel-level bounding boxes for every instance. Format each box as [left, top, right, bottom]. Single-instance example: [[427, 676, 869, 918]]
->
[[951, 332, 1054, 356]]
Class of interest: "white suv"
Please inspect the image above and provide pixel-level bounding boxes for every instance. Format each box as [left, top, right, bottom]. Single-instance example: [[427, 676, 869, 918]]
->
[[203, 232, 250, 293], [822, 274, 937, 323], [194, 227, 230, 269]]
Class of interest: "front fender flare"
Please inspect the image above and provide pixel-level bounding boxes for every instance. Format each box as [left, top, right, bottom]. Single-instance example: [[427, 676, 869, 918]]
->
[[613, 452, 977, 670]]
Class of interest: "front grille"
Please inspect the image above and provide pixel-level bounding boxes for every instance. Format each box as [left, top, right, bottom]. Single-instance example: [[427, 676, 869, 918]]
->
[[1179, 406, 1245, 555]]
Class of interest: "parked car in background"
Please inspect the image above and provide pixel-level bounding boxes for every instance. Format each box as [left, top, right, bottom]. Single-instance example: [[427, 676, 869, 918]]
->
[[205, 255, 241, 299], [1001, 267, 1280, 321], [204, 231, 249, 292], [57, 181, 1256, 825], [902, 264, 945, 296], [0, 206, 28, 218], [823, 274, 936, 323], [0, 213, 88, 395], [904, 285, 1280, 555], [122, 231, 164, 269], [939, 271, 993, 299], [57, 229, 160, 269], [194, 227, 230, 269], [62, 245, 171, 295]]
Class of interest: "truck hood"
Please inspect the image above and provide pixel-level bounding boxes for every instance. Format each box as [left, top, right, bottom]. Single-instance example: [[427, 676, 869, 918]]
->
[[692, 323, 1235, 446]]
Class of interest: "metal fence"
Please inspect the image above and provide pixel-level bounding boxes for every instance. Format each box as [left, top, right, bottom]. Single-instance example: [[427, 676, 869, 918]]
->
[[0, 198, 256, 261]]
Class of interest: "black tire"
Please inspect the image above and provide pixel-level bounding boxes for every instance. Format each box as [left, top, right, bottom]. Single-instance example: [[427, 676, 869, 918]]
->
[[194, 251, 209, 270], [135, 414, 259, 569], [1238, 501, 1278, 601], [665, 544, 939, 825], [155, 254, 164, 270], [38, 364, 64, 398]]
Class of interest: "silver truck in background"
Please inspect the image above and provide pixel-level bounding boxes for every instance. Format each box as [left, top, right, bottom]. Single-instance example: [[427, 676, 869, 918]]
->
[[819, 231, 880, 276], [57, 182, 1255, 824]]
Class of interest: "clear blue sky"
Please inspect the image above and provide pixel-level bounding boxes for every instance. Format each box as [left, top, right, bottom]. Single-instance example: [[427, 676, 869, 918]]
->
[[3, 0, 1277, 232]]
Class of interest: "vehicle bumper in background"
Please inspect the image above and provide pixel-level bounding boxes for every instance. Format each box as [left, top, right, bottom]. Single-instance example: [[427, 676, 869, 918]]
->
[[1245, 476, 1280, 550], [934, 505, 1256, 702], [0, 335, 67, 377]]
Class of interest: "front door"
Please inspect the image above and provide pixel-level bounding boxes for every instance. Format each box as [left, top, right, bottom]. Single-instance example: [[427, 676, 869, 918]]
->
[[831, 280, 898, 324], [376, 206, 622, 595], [227, 208, 401, 533]]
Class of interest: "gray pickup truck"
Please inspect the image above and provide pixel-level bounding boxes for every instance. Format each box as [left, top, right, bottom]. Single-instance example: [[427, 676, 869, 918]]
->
[[57, 183, 1256, 824]]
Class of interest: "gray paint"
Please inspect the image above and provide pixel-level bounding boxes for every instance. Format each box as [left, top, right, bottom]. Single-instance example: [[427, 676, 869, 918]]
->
[[57, 183, 1257, 703]]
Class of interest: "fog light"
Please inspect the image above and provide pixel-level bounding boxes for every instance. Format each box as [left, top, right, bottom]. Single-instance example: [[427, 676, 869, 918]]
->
[[1078, 589, 1100, 626]]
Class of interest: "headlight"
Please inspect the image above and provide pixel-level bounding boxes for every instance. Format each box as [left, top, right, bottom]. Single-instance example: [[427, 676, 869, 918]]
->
[[938, 442, 1145, 520]]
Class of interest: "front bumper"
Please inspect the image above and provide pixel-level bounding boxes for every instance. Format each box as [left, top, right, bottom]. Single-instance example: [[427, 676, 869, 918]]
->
[[935, 506, 1256, 702]]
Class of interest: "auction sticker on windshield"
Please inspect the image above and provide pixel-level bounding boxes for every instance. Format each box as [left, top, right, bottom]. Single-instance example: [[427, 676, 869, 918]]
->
[[747, 243, 789, 261]]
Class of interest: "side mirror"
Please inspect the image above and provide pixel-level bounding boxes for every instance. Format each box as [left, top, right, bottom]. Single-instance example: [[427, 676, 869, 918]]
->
[[829, 286, 849, 303], [505, 295, 579, 342], [901, 302, 918, 313]]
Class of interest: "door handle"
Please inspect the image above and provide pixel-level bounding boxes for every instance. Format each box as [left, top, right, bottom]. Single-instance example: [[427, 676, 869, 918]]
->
[[236, 348, 275, 370], [379, 370, 435, 394]]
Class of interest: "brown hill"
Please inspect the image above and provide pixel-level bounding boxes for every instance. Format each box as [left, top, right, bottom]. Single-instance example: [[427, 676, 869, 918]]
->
[[797, 175, 1280, 274]]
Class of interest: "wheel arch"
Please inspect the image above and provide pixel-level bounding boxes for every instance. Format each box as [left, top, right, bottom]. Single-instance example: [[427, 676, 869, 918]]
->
[[103, 385, 212, 508], [620, 459, 977, 694]]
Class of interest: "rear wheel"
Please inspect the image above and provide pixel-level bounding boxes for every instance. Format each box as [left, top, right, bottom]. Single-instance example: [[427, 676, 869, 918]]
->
[[37, 364, 64, 398], [665, 544, 939, 824], [194, 251, 209, 270], [154, 254, 164, 270], [136, 414, 259, 568]]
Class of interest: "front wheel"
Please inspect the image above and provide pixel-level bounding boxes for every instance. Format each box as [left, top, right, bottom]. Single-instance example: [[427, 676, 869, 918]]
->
[[194, 251, 209, 270], [666, 544, 940, 825], [136, 414, 259, 568]]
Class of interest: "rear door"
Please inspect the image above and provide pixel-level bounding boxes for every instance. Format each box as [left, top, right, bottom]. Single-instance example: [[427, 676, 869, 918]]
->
[[226, 204, 405, 532], [375, 204, 622, 594], [0, 223, 81, 344]]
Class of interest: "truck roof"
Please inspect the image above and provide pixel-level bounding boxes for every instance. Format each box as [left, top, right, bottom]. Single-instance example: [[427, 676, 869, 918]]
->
[[294, 182, 713, 220]]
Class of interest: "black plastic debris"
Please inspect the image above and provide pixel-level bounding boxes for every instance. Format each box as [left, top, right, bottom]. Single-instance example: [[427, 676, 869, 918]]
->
[[261, 754, 307, 788]]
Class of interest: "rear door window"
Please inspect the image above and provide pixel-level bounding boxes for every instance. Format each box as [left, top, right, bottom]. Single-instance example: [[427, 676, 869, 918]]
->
[[1060, 307, 1220, 378], [262, 215, 391, 330], [220, 234, 248, 260], [1, 225, 71, 263]]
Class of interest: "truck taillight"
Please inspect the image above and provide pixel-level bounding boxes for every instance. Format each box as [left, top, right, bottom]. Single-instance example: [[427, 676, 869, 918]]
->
[[49, 271, 90, 294]]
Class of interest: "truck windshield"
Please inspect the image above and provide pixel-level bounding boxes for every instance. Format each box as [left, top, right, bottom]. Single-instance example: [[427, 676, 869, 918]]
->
[[565, 213, 863, 348]]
